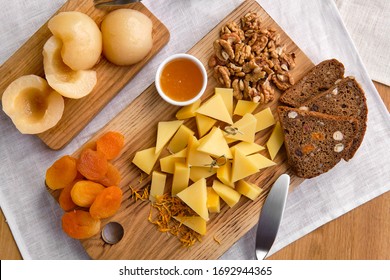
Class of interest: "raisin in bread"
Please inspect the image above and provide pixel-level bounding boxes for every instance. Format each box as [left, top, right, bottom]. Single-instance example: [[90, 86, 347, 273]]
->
[[300, 76, 367, 160], [277, 106, 358, 178], [280, 59, 345, 107]]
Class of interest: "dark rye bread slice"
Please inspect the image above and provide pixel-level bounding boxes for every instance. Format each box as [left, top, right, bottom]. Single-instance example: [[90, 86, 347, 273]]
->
[[280, 59, 345, 107], [300, 76, 367, 160], [277, 106, 358, 179]]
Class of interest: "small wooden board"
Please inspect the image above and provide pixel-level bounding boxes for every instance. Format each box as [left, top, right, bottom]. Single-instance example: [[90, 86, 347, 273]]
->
[[0, 0, 170, 150], [50, 0, 312, 259]]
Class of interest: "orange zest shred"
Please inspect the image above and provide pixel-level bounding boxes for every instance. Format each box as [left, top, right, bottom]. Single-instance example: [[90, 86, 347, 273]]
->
[[213, 235, 221, 245], [145, 193, 202, 247], [129, 185, 149, 202]]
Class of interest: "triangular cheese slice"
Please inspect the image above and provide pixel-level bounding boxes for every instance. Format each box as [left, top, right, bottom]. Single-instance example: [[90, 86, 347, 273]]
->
[[196, 94, 233, 124], [132, 147, 162, 175], [246, 153, 276, 170], [233, 100, 259, 116], [230, 142, 265, 156], [231, 149, 259, 182], [266, 121, 284, 160], [254, 107, 275, 132], [173, 216, 207, 235], [177, 178, 209, 221], [212, 180, 241, 208], [215, 87, 233, 117], [225, 113, 257, 143], [175, 99, 201, 120], [186, 136, 214, 167], [195, 114, 217, 137], [197, 127, 233, 159], [155, 120, 183, 154]]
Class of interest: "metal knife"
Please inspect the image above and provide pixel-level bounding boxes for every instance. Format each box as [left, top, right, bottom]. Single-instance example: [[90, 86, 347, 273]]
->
[[255, 173, 290, 260]]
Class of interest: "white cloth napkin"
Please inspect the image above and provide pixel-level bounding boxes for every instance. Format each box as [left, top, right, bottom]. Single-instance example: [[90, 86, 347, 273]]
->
[[334, 0, 390, 86], [0, 0, 389, 260]]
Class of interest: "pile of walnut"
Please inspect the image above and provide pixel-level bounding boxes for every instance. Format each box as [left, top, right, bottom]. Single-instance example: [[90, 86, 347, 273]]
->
[[208, 12, 296, 103]]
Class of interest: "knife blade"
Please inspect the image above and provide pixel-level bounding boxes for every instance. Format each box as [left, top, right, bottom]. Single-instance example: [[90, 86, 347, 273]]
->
[[255, 173, 290, 260]]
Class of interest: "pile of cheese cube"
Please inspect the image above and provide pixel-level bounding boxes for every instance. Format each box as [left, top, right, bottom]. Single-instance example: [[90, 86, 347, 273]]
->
[[132, 88, 284, 235]]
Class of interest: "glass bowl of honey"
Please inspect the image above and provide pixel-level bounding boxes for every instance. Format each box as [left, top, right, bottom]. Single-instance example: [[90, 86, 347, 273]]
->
[[155, 53, 207, 106]]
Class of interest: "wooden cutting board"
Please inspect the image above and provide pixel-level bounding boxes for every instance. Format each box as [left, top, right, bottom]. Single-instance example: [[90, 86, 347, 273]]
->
[[49, 0, 312, 259], [0, 0, 170, 150]]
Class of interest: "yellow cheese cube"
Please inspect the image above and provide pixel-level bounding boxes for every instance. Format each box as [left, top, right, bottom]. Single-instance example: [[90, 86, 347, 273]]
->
[[233, 100, 259, 116], [217, 160, 234, 187], [173, 216, 207, 235], [230, 141, 265, 156], [236, 180, 263, 200], [196, 94, 233, 124], [224, 113, 257, 143], [214, 87, 233, 117], [132, 147, 162, 175], [172, 162, 190, 196], [177, 178, 209, 221], [175, 99, 201, 120], [247, 153, 276, 170], [149, 171, 167, 202], [195, 113, 217, 137], [231, 149, 259, 182], [207, 187, 220, 213], [254, 107, 275, 132], [167, 125, 194, 153], [266, 121, 284, 160], [155, 120, 183, 154], [197, 127, 233, 159], [159, 149, 186, 174], [212, 180, 241, 208], [189, 166, 217, 182], [186, 136, 214, 167]]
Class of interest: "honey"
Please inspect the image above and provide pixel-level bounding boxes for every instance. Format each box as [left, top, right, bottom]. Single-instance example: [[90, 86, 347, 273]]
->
[[160, 58, 204, 102]]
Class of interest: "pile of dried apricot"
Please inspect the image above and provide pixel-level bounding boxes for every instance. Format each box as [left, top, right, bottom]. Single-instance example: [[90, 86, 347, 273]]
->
[[45, 131, 124, 239]]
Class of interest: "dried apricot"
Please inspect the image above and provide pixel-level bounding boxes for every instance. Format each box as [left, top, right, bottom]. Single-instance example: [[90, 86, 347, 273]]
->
[[59, 180, 79, 211], [77, 148, 108, 180], [96, 162, 121, 187], [90, 186, 123, 219], [62, 210, 101, 239], [96, 131, 124, 160], [71, 180, 105, 207], [46, 156, 78, 190]]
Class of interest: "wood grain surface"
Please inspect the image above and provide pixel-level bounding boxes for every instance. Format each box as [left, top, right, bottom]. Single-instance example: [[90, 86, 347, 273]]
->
[[2, 80, 388, 260], [0, 0, 170, 150], [1, 0, 389, 261]]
